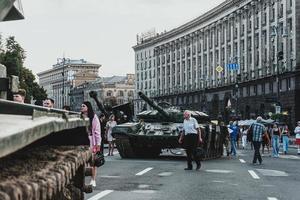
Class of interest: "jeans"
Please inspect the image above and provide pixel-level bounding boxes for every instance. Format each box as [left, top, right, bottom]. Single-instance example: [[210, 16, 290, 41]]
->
[[230, 137, 237, 156], [282, 136, 289, 153], [253, 141, 262, 164], [272, 135, 280, 157]]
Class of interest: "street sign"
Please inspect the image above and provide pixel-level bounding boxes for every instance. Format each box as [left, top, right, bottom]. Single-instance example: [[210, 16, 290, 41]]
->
[[216, 66, 223, 73], [275, 106, 281, 114], [227, 63, 239, 71]]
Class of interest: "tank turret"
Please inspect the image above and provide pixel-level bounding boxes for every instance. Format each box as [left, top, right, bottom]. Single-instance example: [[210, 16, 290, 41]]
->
[[138, 91, 170, 120]]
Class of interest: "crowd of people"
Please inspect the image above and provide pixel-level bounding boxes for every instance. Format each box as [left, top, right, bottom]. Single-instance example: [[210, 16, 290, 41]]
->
[[224, 116, 300, 165], [11, 88, 117, 187]]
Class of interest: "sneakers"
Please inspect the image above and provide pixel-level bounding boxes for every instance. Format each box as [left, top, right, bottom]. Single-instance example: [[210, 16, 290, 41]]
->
[[184, 167, 192, 170], [196, 163, 201, 170], [90, 180, 96, 187]]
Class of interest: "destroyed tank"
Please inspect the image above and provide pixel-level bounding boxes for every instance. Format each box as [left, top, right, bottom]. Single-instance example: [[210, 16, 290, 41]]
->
[[112, 91, 225, 159]]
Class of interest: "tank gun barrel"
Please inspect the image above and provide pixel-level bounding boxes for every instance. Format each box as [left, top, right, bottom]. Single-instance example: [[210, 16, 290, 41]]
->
[[138, 91, 170, 119], [89, 91, 109, 117]]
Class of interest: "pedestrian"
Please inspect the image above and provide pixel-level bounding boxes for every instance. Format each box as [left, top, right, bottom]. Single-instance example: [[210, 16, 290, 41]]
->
[[228, 121, 238, 156], [178, 110, 202, 170], [13, 89, 26, 103], [241, 126, 248, 149], [43, 98, 54, 108], [221, 122, 230, 157], [261, 128, 270, 155], [281, 125, 290, 154], [106, 114, 117, 156], [271, 123, 281, 157], [294, 121, 300, 155], [81, 101, 101, 187], [249, 116, 270, 165], [99, 113, 106, 153]]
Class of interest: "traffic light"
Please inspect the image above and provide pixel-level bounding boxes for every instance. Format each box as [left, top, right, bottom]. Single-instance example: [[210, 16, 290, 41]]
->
[[277, 51, 284, 61]]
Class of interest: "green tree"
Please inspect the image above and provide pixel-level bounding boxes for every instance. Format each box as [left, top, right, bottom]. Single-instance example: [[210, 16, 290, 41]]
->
[[0, 35, 47, 102]]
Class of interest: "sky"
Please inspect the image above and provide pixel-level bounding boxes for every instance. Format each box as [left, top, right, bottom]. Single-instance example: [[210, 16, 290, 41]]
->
[[0, 0, 225, 77]]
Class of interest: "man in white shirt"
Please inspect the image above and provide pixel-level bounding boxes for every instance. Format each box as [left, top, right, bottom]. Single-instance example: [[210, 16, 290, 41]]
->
[[294, 121, 300, 155], [179, 110, 203, 170]]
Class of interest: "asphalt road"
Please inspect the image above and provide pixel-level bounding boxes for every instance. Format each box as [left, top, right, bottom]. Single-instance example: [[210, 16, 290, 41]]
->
[[85, 146, 300, 200]]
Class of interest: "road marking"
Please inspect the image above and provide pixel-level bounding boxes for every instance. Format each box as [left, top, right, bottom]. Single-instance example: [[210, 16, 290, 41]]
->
[[100, 175, 121, 178], [212, 180, 225, 183], [256, 169, 288, 177], [136, 167, 153, 176], [267, 197, 278, 200], [132, 190, 156, 194], [248, 170, 260, 179], [239, 159, 246, 163], [158, 172, 173, 177], [205, 169, 233, 174], [87, 190, 114, 200]]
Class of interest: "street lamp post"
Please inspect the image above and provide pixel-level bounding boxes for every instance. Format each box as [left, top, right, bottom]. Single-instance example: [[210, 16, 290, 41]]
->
[[57, 57, 70, 108], [270, 25, 285, 109]]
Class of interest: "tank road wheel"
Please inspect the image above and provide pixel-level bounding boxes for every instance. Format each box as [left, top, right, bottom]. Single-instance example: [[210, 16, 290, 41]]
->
[[115, 138, 136, 158]]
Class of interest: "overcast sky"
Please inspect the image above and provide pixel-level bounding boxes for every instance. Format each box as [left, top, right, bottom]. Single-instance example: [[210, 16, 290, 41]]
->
[[0, 0, 225, 77]]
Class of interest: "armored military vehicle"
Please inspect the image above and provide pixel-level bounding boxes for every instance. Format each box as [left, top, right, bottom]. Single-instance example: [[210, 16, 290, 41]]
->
[[112, 91, 225, 159]]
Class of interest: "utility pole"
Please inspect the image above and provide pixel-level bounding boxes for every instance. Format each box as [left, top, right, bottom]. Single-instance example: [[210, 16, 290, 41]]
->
[[62, 57, 65, 107]]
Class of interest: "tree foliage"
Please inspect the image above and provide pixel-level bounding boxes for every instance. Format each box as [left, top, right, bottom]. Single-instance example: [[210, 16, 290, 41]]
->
[[0, 35, 47, 102]]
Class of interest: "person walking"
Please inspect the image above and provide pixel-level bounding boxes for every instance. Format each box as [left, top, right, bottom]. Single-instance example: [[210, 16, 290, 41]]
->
[[241, 126, 248, 149], [99, 113, 106, 153], [250, 116, 270, 165], [178, 110, 202, 170], [106, 114, 117, 156], [228, 121, 238, 156], [294, 121, 300, 155], [281, 125, 290, 154], [271, 123, 281, 157], [81, 101, 101, 187]]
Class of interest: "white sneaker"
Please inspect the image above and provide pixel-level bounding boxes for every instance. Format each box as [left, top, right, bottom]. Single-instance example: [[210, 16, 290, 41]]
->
[[90, 180, 96, 187]]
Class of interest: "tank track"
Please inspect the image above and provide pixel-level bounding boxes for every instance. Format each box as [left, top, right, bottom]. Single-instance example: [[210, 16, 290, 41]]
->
[[0, 146, 91, 200]]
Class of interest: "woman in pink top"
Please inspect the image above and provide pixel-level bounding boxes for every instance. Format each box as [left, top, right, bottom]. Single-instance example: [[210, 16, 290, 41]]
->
[[81, 101, 101, 187]]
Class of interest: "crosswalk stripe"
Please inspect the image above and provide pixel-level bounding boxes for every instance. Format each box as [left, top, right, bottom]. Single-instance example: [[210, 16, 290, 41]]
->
[[136, 167, 153, 176], [87, 190, 114, 200], [267, 197, 278, 200], [248, 170, 260, 179]]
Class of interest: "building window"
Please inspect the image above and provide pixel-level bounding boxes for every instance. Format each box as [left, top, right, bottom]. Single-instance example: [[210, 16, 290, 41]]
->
[[287, 78, 291, 91], [107, 91, 113, 97], [269, 82, 273, 93]]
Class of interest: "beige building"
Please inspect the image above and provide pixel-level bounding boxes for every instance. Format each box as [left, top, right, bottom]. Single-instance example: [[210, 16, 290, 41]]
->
[[69, 74, 135, 112], [38, 59, 101, 109]]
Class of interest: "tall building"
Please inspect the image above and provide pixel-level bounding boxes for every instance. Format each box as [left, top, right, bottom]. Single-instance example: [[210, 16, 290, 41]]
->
[[69, 74, 135, 112], [133, 0, 300, 125], [0, 0, 24, 22], [38, 59, 101, 109]]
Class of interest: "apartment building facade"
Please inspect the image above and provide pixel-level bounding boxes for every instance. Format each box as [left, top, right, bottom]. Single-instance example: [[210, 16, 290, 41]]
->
[[133, 0, 300, 125]]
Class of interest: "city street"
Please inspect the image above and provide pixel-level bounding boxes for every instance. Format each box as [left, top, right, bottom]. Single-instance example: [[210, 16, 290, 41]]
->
[[85, 146, 300, 200]]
